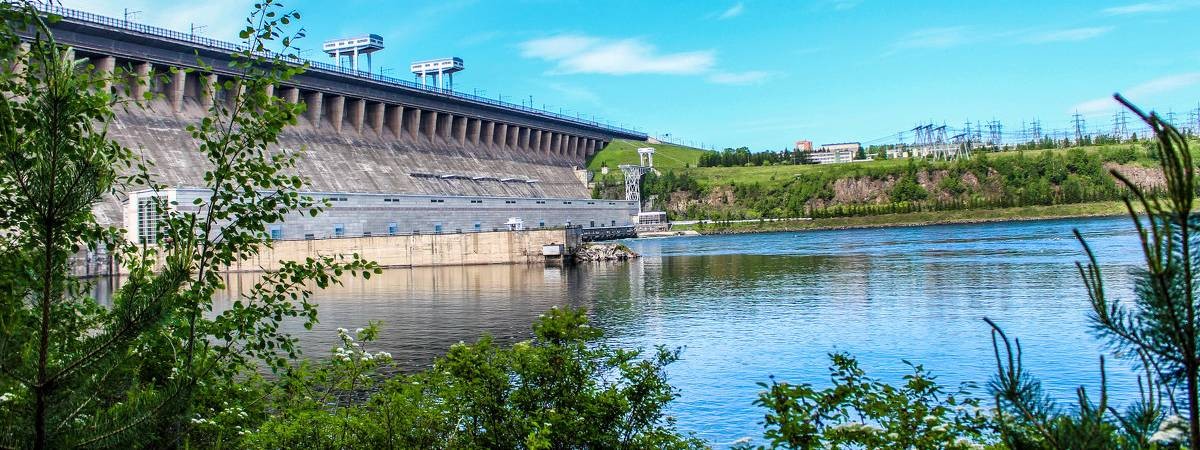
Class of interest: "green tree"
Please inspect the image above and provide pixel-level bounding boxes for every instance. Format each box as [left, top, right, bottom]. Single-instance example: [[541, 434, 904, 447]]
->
[[891, 161, 929, 203], [0, 2, 377, 447]]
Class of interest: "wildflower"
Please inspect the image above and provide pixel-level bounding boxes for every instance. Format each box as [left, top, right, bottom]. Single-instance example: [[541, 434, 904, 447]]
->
[[923, 415, 939, 424], [0, 392, 14, 403], [355, 327, 364, 334], [1151, 415, 1189, 444], [731, 437, 752, 445]]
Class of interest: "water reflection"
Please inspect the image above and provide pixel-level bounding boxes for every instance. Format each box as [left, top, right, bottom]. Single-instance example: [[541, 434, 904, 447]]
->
[[91, 216, 1145, 446]]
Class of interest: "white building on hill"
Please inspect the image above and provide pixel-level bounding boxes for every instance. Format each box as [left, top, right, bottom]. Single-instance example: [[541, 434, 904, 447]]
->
[[807, 142, 861, 164]]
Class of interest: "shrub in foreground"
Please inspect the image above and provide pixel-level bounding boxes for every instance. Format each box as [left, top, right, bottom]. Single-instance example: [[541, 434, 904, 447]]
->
[[247, 307, 705, 449]]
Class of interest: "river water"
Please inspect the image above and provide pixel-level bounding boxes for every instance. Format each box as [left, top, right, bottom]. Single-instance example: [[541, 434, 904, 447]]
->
[[97, 215, 1149, 445]]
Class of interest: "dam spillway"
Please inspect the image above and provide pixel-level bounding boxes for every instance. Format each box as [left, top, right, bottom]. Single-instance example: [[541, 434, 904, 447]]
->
[[32, 6, 644, 247]]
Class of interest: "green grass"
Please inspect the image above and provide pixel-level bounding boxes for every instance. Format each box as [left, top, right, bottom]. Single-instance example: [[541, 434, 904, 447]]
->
[[671, 200, 1142, 234], [588, 140, 1172, 189], [672, 141, 1172, 188], [587, 139, 707, 173]]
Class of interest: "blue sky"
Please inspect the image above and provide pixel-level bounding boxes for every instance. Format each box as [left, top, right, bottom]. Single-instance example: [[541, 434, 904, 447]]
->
[[66, 0, 1200, 150]]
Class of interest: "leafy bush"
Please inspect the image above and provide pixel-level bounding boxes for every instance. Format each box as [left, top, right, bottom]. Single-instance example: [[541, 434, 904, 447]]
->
[[740, 353, 994, 449], [248, 307, 704, 449]]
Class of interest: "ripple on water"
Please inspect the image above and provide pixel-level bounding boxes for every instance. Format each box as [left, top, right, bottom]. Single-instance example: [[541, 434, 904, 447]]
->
[[89, 215, 1146, 448]]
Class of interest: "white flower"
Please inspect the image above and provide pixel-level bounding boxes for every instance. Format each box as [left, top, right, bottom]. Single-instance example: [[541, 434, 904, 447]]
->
[[923, 415, 939, 424], [0, 392, 14, 403], [731, 437, 752, 445], [355, 327, 364, 334], [336, 327, 348, 334], [1151, 415, 1189, 444]]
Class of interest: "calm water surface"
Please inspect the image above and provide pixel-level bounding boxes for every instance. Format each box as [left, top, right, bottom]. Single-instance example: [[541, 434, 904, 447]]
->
[[105, 216, 1146, 446]]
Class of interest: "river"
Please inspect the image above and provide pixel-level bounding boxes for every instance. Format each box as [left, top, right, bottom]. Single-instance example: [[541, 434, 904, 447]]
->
[[94, 215, 1147, 446]]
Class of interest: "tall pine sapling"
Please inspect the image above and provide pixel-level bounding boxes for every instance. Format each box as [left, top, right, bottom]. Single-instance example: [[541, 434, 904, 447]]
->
[[987, 94, 1198, 448]]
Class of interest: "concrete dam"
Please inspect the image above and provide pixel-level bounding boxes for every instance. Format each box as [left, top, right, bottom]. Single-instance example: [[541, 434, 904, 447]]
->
[[37, 6, 648, 269]]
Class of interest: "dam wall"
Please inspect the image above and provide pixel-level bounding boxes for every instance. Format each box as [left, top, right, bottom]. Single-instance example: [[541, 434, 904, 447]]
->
[[32, 6, 646, 229], [232, 227, 582, 273], [72, 227, 583, 277]]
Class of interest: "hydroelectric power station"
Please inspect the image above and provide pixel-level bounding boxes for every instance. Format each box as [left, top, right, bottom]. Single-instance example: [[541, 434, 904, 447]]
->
[[36, 6, 653, 271]]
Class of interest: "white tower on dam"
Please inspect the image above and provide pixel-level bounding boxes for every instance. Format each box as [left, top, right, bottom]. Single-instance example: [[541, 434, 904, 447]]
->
[[323, 34, 384, 72], [619, 147, 656, 213], [411, 57, 464, 90]]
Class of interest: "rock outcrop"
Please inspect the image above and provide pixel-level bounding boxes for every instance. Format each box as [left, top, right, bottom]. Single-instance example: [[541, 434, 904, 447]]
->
[[574, 243, 639, 262]]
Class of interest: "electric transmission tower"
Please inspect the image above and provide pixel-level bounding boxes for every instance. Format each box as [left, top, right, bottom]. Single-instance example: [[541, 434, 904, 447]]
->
[[1031, 118, 1043, 143], [987, 120, 1002, 146], [1112, 110, 1129, 141], [1072, 112, 1087, 145]]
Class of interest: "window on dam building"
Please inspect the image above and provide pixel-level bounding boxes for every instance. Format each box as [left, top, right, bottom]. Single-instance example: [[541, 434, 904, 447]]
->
[[269, 225, 283, 240], [333, 223, 345, 237], [387, 223, 398, 235], [136, 196, 163, 244]]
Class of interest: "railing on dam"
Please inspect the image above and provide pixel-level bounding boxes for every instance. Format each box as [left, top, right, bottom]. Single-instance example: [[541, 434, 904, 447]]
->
[[39, 5, 646, 139]]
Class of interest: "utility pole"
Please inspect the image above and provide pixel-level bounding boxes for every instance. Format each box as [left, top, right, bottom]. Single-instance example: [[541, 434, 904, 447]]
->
[[123, 8, 141, 22], [190, 23, 207, 38], [1031, 118, 1043, 143]]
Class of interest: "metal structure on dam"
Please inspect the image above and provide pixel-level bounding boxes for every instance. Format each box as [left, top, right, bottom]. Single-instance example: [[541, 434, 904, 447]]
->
[[33, 6, 647, 245]]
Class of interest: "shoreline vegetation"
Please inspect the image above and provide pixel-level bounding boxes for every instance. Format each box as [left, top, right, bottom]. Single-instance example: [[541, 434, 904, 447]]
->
[[670, 200, 1147, 235], [7, 1, 1200, 448]]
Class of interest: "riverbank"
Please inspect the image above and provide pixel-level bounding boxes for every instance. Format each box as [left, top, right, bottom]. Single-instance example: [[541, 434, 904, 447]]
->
[[672, 200, 1143, 234]]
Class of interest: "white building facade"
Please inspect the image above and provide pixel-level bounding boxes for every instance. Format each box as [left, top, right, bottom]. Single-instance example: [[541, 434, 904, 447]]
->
[[125, 188, 639, 243]]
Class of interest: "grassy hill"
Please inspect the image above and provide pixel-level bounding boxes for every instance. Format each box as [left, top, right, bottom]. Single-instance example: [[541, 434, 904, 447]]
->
[[586, 139, 706, 174], [679, 141, 1170, 188], [590, 140, 1170, 189]]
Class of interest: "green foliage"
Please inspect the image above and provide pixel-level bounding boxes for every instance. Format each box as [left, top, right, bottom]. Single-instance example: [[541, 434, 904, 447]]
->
[[741, 353, 994, 449], [890, 163, 930, 203], [637, 142, 1152, 221], [0, 2, 378, 448], [983, 96, 1196, 448], [586, 139, 706, 173], [248, 307, 705, 449]]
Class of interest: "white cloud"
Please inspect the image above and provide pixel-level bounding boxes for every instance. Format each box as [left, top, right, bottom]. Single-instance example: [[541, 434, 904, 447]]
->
[[59, 0, 255, 42], [1102, 0, 1198, 15], [547, 83, 601, 104], [708, 71, 772, 85], [520, 35, 715, 75], [1072, 72, 1200, 114], [814, 0, 863, 11], [892, 26, 971, 50], [520, 35, 598, 60], [1023, 27, 1113, 43], [718, 2, 745, 19]]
